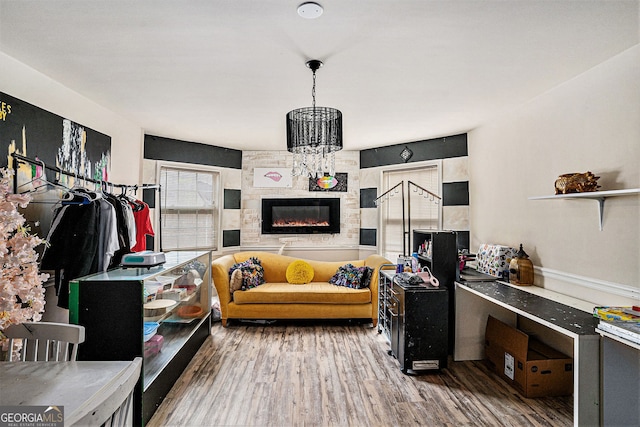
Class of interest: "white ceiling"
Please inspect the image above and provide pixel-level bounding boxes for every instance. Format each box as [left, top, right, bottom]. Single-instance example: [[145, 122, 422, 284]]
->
[[1, 1, 638, 152]]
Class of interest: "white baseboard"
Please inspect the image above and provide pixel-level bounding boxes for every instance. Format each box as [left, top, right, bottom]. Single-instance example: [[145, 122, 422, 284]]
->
[[535, 266, 640, 300]]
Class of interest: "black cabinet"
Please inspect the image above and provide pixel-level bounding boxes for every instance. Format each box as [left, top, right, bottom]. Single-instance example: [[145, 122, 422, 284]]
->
[[412, 230, 458, 286], [412, 230, 457, 352], [380, 270, 448, 373]]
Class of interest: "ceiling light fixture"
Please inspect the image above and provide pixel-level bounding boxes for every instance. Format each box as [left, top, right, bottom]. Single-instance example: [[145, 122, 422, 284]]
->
[[286, 59, 343, 178], [297, 2, 323, 19]]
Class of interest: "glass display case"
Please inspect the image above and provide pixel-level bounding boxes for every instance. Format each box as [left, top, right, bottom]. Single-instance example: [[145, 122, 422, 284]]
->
[[69, 251, 212, 424]]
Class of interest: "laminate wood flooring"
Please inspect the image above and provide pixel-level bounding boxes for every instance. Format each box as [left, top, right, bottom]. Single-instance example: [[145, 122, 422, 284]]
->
[[148, 320, 572, 427]]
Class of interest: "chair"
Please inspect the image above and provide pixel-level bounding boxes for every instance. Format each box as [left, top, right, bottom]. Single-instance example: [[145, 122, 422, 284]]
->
[[70, 357, 142, 427], [4, 321, 86, 361]]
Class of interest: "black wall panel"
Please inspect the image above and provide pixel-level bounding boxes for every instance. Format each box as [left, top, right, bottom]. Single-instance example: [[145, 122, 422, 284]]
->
[[360, 188, 378, 208], [223, 229, 241, 247], [360, 134, 467, 169], [142, 188, 156, 208], [224, 189, 241, 209], [144, 134, 242, 169], [359, 228, 377, 246], [442, 181, 469, 206]]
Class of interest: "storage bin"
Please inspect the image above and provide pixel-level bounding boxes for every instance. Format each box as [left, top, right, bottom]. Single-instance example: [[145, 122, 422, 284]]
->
[[143, 321, 160, 342], [144, 334, 164, 357]]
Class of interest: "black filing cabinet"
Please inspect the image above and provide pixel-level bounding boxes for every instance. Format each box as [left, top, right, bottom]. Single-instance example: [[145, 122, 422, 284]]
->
[[382, 270, 449, 373]]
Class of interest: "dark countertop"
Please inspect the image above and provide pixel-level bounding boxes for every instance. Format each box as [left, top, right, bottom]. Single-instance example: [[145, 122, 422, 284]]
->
[[457, 279, 599, 336]]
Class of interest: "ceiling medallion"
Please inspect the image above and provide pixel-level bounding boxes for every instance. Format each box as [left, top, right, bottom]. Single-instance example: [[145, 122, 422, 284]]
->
[[297, 2, 323, 19]]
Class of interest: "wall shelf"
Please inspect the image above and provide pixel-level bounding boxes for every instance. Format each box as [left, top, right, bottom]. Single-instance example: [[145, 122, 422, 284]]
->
[[529, 188, 640, 231]]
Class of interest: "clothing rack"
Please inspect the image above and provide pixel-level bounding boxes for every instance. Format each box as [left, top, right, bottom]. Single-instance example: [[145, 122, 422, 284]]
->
[[374, 180, 441, 257], [10, 152, 163, 251], [10, 152, 160, 193]]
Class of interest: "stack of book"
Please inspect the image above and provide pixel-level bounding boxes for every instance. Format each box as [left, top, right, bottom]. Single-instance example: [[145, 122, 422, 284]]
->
[[594, 306, 640, 345]]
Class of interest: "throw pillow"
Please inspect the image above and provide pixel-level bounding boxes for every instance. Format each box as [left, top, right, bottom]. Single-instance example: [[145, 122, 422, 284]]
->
[[229, 268, 243, 294], [329, 264, 373, 289], [228, 257, 265, 291], [286, 260, 315, 284]]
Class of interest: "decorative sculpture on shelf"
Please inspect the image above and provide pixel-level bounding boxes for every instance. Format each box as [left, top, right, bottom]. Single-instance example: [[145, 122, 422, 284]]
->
[[554, 171, 600, 194]]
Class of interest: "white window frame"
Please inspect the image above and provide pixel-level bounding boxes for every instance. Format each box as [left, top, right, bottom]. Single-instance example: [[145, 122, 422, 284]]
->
[[155, 161, 222, 252], [378, 160, 442, 260]]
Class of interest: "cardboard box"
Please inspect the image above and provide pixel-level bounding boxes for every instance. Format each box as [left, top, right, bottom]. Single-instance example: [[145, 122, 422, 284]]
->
[[484, 315, 573, 398]]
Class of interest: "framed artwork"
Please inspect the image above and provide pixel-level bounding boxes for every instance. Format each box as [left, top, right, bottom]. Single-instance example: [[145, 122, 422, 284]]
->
[[253, 167, 292, 188], [309, 173, 348, 192]]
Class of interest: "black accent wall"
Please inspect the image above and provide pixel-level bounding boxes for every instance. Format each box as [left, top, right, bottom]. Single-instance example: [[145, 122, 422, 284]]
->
[[360, 134, 467, 169], [144, 134, 242, 169]]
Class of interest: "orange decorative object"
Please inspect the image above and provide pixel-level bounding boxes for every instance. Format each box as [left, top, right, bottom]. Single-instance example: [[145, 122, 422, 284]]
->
[[177, 305, 203, 319]]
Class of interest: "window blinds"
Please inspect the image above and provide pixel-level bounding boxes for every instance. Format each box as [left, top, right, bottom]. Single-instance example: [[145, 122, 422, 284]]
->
[[160, 167, 219, 251], [381, 165, 440, 260]]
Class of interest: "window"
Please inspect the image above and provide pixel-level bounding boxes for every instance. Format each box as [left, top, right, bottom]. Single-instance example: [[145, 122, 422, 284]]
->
[[380, 163, 441, 261], [159, 166, 220, 251]]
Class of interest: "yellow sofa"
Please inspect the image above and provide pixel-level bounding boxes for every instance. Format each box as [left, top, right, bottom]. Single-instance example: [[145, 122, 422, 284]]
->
[[211, 251, 391, 327]]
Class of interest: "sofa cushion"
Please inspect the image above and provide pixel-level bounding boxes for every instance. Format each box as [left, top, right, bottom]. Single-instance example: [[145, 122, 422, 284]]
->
[[230, 269, 243, 294], [286, 260, 315, 284], [229, 257, 265, 290], [232, 283, 371, 305], [232, 252, 365, 283], [329, 264, 373, 289]]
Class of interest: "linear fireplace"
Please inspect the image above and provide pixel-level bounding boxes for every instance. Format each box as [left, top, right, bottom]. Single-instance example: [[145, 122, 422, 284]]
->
[[262, 198, 340, 234]]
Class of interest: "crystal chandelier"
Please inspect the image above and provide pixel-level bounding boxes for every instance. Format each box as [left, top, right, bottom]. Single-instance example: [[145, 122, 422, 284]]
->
[[286, 59, 342, 178]]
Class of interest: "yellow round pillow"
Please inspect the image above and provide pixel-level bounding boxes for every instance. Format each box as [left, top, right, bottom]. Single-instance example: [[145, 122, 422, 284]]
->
[[286, 260, 315, 284]]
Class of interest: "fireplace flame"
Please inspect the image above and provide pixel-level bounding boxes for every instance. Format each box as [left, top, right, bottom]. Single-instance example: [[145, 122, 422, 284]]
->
[[273, 219, 330, 227]]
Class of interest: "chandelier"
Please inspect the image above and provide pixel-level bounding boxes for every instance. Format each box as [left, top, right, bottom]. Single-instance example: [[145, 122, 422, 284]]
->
[[286, 59, 342, 178]]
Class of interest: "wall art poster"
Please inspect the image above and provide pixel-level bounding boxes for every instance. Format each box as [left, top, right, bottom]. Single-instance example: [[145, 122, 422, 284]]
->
[[253, 167, 292, 188], [309, 173, 348, 192], [0, 91, 112, 186]]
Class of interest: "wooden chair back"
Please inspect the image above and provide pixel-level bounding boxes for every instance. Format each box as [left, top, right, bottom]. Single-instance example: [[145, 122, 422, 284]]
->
[[71, 357, 142, 427], [4, 321, 86, 361]]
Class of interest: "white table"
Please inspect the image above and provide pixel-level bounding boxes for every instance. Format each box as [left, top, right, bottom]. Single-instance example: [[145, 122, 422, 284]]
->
[[0, 359, 142, 426], [597, 326, 640, 426], [455, 280, 600, 427]]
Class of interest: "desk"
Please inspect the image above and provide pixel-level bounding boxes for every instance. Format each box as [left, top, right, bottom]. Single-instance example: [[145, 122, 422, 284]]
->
[[455, 280, 600, 427], [0, 359, 142, 426]]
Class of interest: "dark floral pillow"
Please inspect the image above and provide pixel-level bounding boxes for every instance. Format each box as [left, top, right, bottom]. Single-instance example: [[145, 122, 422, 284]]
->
[[329, 264, 373, 289], [229, 257, 265, 290]]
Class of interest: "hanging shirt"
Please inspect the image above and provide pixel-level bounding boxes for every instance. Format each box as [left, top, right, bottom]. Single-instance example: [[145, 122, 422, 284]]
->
[[121, 199, 137, 249], [131, 200, 154, 252], [98, 198, 119, 271], [41, 193, 102, 308], [103, 193, 131, 267]]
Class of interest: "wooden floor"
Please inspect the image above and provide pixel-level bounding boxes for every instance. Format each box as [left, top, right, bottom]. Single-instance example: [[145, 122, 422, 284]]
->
[[148, 320, 572, 427]]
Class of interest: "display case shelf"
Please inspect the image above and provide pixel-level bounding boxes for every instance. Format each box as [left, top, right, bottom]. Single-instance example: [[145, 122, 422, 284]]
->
[[69, 251, 212, 425], [529, 188, 640, 231]]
